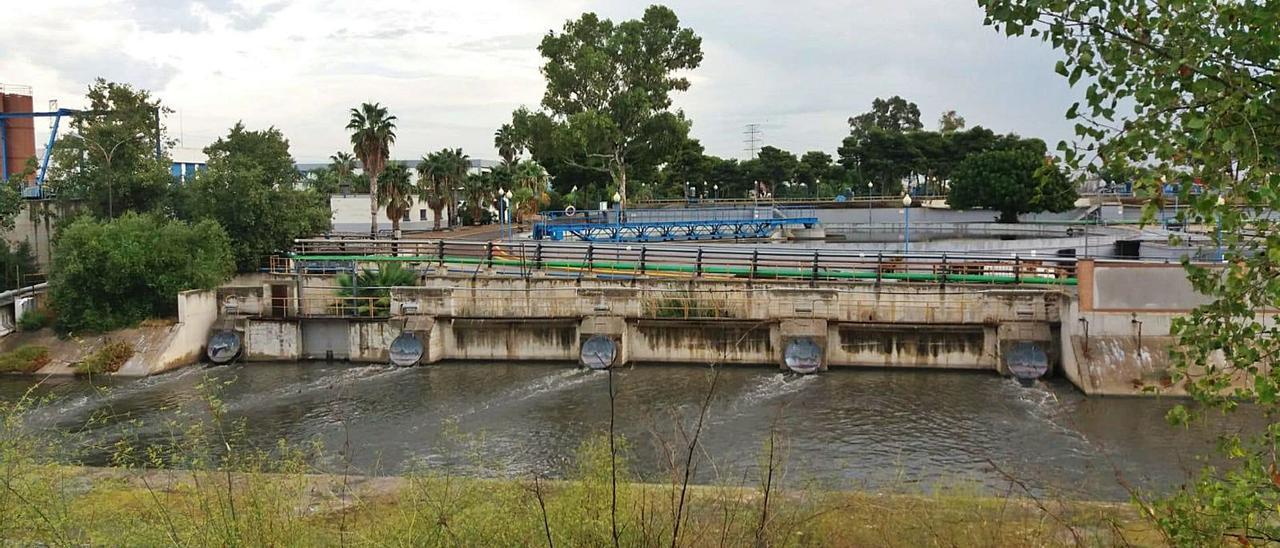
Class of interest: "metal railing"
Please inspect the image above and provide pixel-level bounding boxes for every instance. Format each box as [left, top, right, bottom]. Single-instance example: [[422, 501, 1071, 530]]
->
[[288, 238, 1079, 286], [538, 205, 818, 225], [634, 195, 949, 206]]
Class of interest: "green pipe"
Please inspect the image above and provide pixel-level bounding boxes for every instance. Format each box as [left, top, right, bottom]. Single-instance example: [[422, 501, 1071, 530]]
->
[[291, 253, 1077, 286]]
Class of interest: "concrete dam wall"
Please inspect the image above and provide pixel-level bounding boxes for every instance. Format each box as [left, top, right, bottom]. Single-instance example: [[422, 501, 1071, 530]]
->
[[217, 274, 1064, 378], [194, 259, 1221, 397]]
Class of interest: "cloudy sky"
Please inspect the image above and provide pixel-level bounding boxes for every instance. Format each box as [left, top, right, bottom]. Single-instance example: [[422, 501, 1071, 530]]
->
[[2, 0, 1079, 164]]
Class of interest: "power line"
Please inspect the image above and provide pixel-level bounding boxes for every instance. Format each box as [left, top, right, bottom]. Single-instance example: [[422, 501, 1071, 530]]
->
[[743, 123, 762, 159]]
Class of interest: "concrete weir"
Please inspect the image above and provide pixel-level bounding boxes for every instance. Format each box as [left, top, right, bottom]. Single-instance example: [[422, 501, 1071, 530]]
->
[[212, 274, 1063, 379], [199, 259, 1219, 395]]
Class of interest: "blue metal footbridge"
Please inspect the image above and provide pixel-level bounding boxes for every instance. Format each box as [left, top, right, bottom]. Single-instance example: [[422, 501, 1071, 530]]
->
[[532, 206, 820, 242]]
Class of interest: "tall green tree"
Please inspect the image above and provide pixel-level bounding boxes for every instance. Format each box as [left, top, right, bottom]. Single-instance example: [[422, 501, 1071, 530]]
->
[[50, 213, 233, 333], [47, 79, 171, 218], [982, 1, 1280, 542], [754, 146, 798, 196], [179, 122, 330, 271], [947, 144, 1076, 223], [938, 110, 966, 133], [515, 5, 703, 210], [796, 151, 835, 196], [847, 95, 923, 142], [347, 103, 397, 238]]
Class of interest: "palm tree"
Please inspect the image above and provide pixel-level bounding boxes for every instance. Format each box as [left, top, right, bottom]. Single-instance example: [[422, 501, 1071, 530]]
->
[[335, 262, 417, 316], [461, 172, 493, 225], [346, 103, 397, 238], [416, 152, 449, 230], [493, 124, 521, 167], [512, 159, 551, 222], [440, 148, 469, 228], [377, 162, 414, 237], [329, 151, 357, 193]]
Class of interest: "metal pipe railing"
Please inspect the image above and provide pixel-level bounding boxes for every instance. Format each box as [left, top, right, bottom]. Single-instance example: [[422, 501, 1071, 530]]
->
[[287, 238, 1083, 286]]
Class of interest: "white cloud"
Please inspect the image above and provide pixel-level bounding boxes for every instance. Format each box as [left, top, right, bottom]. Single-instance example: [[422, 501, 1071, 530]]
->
[[4, 0, 1079, 165]]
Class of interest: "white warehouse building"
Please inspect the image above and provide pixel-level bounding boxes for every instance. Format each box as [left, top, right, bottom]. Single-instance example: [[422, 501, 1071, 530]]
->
[[329, 194, 449, 234]]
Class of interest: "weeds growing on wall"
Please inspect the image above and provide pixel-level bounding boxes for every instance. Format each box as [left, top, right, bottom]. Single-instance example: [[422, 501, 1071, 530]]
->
[[643, 290, 735, 319], [74, 340, 135, 375]]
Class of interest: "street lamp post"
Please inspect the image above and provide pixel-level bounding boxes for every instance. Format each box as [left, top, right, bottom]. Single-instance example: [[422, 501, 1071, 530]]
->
[[505, 189, 514, 242], [902, 194, 913, 254], [713, 184, 719, 201], [612, 191, 622, 242], [1216, 194, 1226, 262], [866, 181, 874, 224]]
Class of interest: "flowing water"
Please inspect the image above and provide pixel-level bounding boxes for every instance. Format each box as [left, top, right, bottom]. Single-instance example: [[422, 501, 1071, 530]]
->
[[0, 361, 1257, 500]]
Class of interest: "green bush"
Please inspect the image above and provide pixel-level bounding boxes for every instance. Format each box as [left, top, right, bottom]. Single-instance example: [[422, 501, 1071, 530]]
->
[[74, 340, 134, 375], [0, 241, 39, 291], [49, 213, 234, 333], [0, 346, 49, 373], [16, 310, 51, 332]]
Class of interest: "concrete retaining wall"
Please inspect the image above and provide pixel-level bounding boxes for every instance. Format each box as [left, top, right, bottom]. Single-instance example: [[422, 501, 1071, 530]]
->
[[117, 289, 219, 377], [1060, 260, 1209, 395]]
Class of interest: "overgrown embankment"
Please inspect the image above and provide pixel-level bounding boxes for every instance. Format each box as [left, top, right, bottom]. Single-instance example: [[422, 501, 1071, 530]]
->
[[0, 464, 1154, 546]]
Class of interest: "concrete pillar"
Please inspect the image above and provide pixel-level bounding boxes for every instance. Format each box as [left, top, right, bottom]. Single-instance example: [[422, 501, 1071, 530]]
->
[[405, 315, 440, 364]]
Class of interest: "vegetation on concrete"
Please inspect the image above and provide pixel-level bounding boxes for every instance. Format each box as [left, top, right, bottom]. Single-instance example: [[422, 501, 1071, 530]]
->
[[982, 0, 1280, 543], [334, 262, 417, 317], [645, 291, 734, 319], [0, 346, 49, 373], [73, 340, 134, 375], [178, 122, 330, 272], [947, 144, 1078, 223], [49, 213, 234, 333]]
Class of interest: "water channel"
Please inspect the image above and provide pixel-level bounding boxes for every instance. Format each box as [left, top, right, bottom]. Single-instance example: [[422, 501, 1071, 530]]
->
[[0, 361, 1256, 501]]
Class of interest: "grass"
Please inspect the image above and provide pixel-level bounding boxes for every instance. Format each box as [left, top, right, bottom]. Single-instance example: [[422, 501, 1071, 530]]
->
[[0, 462, 1156, 547], [644, 290, 735, 319], [0, 346, 49, 373], [73, 340, 135, 375]]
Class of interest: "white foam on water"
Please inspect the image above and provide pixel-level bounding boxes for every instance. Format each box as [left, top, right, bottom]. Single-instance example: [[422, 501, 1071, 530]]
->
[[450, 368, 603, 420], [732, 373, 818, 410], [1003, 378, 1092, 447], [225, 365, 411, 411]]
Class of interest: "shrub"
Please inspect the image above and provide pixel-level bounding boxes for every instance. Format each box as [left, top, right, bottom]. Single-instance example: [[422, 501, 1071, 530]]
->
[[74, 340, 134, 375], [0, 346, 50, 373], [0, 241, 39, 291], [49, 213, 235, 333], [16, 310, 51, 332], [335, 262, 417, 316]]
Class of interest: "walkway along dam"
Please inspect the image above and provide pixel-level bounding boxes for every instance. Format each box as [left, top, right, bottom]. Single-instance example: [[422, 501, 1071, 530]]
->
[[174, 239, 1213, 397]]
